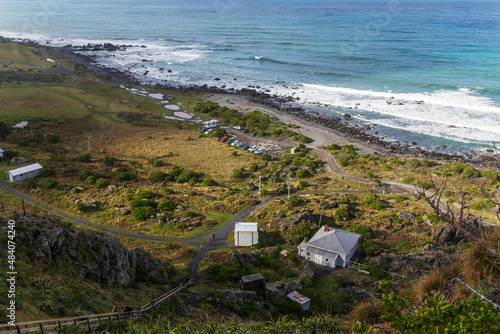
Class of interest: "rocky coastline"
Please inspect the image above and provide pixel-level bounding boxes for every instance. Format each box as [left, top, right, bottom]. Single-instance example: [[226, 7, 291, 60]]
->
[[6, 37, 498, 169]]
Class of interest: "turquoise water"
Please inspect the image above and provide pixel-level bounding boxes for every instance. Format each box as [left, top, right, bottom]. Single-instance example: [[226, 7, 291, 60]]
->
[[1, 0, 499, 153]]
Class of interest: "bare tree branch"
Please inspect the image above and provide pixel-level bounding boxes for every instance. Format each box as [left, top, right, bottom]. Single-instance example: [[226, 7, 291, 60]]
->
[[481, 187, 500, 222], [415, 177, 500, 262], [454, 278, 500, 310]]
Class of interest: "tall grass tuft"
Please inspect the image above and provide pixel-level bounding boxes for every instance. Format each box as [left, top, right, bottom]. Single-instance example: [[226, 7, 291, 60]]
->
[[415, 270, 446, 300]]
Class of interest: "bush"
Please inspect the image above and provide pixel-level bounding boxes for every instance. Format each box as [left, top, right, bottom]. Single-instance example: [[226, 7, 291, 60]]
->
[[338, 157, 349, 167], [402, 177, 412, 184], [188, 178, 197, 186], [364, 194, 388, 210], [102, 156, 117, 166], [132, 207, 156, 221], [260, 153, 272, 161], [480, 169, 500, 181], [94, 178, 110, 189], [232, 168, 245, 179], [298, 180, 309, 190], [41, 168, 55, 177], [249, 163, 259, 173], [149, 171, 167, 182], [43, 178, 58, 189], [210, 127, 227, 137], [296, 169, 307, 178], [288, 195, 304, 207], [3, 150, 19, 160], [26, 177, 38, 189], [114, 171, 136, 181], [86, 175, 96, 185], [158, 198, 177, 212], [148, 158, 164, 167], [46, 134, 61, 143], [396, 241, 413, 250], [77, 153, 92, 163], [335, 208, 351, 221], [202, 178, 217, 187], [76, 202, 86, 212], [63, 165, 75, 174], [182, 210, 195, 218], [461, 165, 478, 178], [260, 188, 269, 197], [130, 199, 157, 209], [133, 189, 155, 200]]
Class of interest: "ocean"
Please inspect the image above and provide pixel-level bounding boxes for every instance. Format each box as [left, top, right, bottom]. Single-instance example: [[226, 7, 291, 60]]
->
[[1, 0, 499, 154]]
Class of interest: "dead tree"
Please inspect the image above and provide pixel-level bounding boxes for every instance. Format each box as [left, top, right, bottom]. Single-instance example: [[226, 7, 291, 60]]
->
[[415, 178, 500, 262]]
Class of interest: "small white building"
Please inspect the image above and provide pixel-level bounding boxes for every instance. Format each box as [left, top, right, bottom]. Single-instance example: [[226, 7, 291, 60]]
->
[[298, 225, 360, 269], [204, 120, 219, 128], [6, 163, 43, 182], [0, 148, 4, 158], [286, 291, 311, 311], [234, 222, 258, 247]]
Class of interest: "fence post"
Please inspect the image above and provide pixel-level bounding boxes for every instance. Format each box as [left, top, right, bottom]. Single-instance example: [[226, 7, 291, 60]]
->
[[39, 323, 45, 334], [58, 320, 62, 330], [16, 325, 22, 334], [74, 319, 78, 327], [87, 317, 91, 331], [98, 315, 102, 325]]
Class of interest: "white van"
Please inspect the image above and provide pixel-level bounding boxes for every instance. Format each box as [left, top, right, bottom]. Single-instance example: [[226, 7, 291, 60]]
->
[[204, 120, 219, 128]]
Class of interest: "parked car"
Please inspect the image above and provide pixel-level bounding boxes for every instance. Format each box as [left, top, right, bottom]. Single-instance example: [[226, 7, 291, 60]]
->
[[236, 142, 246, 147], [241, 145, 250, 150], [231, 140, 241, 146], [233, 125, 242, 130], [251, 131, 257, 136], [220, 137, 229, 142], [226, 138, 235, 144], [254, 149, 264, 155], [248, 146, 258, 152]]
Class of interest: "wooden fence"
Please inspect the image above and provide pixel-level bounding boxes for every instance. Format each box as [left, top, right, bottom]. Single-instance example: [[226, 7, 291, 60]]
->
[[348, 261, 405, 279], [0, 283, 187, 334]]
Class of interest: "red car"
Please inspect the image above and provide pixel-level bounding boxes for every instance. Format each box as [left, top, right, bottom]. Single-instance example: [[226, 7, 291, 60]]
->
[[220, 137, 228, 142]]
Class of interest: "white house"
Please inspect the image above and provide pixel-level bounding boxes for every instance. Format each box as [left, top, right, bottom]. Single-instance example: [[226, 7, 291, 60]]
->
[[297, 225, 360, 268], [286, 291, 311, 311], [6, 163, 43, 182], [234, 222, 258, 247], [204, 120, 219, 128]]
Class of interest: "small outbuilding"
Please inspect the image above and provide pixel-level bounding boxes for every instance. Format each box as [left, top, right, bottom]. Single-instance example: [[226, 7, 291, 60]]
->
[[234, 222, 258, 247], [240, 273, 265, 290], [286, 291, 310, 311], [297, 225, 360, 269], [0, 148, 4, 159], [6, 163, 43, 182]]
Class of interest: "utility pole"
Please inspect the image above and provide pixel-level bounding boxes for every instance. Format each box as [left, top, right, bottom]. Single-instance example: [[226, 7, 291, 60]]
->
[[29, 125, 33, 140], [288, 172, 293, 198], [87, 136, 91, 153], [259, 175, 261, 197]]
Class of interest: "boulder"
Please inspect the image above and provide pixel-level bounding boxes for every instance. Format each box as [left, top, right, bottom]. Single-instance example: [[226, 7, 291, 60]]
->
[[115, 207, 131, 215], [229, 250, 262, 265], [216, 288, 259, 306], [298, 260, 315, 279], [431, 224, 463, 245], [397, 210, 415, 224], [265, 282, 301, 297]]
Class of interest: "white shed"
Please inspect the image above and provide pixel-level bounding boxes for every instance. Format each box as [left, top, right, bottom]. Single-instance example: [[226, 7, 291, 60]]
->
[[0, 148, 4, 158], [6, 163, 43, 182], [234, 222, 258, 247]]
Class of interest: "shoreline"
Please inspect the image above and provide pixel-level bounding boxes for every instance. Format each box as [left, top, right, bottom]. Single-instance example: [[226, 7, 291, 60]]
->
[[6, 37, 499, 169]]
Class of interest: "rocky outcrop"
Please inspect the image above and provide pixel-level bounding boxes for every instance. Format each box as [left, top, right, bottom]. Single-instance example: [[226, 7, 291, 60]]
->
[[397, 210, 415, 224], [2, 214, 167, 286], [216, 288, 260, 307], [229, 250, 262, 265], [265, 282, 302, 297], [276, 209, 315, 234], [298, 260, 316, 279], [431, 224, 464, 245]]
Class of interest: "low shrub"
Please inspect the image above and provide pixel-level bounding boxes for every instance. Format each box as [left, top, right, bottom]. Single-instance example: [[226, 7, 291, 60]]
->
[[94, 178, 110, 189]]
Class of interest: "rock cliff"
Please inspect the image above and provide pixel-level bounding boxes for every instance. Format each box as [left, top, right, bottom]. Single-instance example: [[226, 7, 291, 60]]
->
[[1, 214, 167, 286]]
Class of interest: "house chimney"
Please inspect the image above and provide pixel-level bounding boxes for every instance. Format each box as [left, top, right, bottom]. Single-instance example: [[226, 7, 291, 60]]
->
[[324, 225, 329, 232]]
